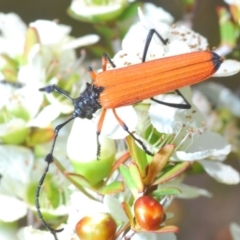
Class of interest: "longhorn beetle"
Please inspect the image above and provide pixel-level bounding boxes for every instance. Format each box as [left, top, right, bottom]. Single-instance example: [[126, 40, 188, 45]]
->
[[36, 29, 223, 239]]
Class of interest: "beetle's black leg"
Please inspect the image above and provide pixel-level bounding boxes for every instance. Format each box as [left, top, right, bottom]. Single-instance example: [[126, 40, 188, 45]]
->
[[102, 52, 116, 70], [35, 116, 76, 239], [142, 29, 192, 109], [151, 90, 191, 109], [96, 108, 107, 159], [92, 53, 116, 159], [142, 29, 168, 62], [112, 109, 153, 156]]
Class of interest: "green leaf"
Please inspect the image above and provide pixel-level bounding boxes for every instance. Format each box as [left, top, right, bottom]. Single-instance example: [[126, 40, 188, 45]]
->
[[143, 145, 174, 185], [26, 128, 54, 147], [151, 188, 181, 198], [54, 158, 95, 200], [217, 7, 239, 47], [97, 181, 124, 195], [132, 224, 179, 233], [1, 126, 29, 145], [22, 27, 40, 65], [125, 135, 148, 177], [119, 164, 138, 198], [121, 201, 134, 227], [0, 54, 18, 81], [129, 162, 144, 193], [71, 155, 114, 186], [118, 2, 139, 21], [154, 162, 191, 185]]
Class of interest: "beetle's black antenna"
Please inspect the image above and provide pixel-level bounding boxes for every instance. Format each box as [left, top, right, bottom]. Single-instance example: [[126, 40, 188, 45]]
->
[[36, 85, 76, 239], [0, 79, 24, 88], [39, 84, 74, 100]]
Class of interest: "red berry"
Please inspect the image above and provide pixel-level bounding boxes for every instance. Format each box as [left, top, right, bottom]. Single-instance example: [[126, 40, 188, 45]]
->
[[134, 195, 165, 230], [75, 212, 116, 240]]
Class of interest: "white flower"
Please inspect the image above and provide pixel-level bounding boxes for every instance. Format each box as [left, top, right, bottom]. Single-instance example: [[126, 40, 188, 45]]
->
[[224, 0, 240, 7], [0, 13, 100, 126], [102, 4, 240, 139], [193, 82, 240, 156], [0, 145, 70, 223], [131, 232, 177, 240], [67, 118, 116, 162], [92, 5, 240, 185], [0, 12, 27, 57], [143, 3, 174, 25], [195, 82, 240, 117], [68, 0, 129, 23], [230, 223, 240, 240], [146, 87, 239, 184], [18, 223, 85, 240]]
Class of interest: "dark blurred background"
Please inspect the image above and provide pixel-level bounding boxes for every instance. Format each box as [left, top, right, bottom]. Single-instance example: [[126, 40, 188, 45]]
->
[[0, 1, 239, 239]]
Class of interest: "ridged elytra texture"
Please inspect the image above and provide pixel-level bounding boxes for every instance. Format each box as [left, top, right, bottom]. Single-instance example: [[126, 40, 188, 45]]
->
[[96, 51, 222, 108]]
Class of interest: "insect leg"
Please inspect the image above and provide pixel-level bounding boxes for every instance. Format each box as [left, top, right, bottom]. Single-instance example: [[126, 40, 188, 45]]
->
[[88, 52, 115, 84], [142, 30, 192, 109], [112, 109, 153, 156], [96, 108, 107, 159], [89, 53, 116, 158], [102, 52, 116, 70], [142, 28, 168, 62], [151, 90, 191, 109], [35, 116, 76, 239]]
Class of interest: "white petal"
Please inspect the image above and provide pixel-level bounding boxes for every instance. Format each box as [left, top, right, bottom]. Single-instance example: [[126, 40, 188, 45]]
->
[[121, 22, 166, 60], [67, 118, 115, 162], [0, 13, 26, 38], [29, 20, 71, 44], [132, 232, 177, 240], [168, 25, 209, 51], [213, 59, 240, 77], [0, 195, 27, 221], [67, 191, 107, 228], [176, 132, 231, 160], [17, 45, 47, 86], [0, 118, 26, 136], [176, 183, 212, 198], [13, 86, 43, 118], [165, 40, 191, 56], [230, 223, 240, 240], [149, 87, 204, 134], [62, 34, 100, 50], [201, 160, 240, 184], [0, 146, 34, 198], [197, 82, 240, 117], [17, 226, 55, 240], [104, 195, 128, 222], [214, 44, 233, 56], [224, 0, 240, 6], [143, 3, 174, 24], [149, 96, 183, 134], [44, 92, 74, 115], [101, 106, 138, 139], [70, 0, 123, 16], [0, 145, 34, 178], [27, 104, 60, 128], [0, 13, 26, 56], [0, 224, 16, 240]]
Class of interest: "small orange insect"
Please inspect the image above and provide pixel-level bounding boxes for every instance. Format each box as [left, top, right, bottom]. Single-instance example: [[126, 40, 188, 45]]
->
[[36, 29, 223, 239]]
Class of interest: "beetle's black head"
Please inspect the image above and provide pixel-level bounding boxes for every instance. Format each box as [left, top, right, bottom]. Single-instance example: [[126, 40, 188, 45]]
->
[[73, 83, 104, 119]]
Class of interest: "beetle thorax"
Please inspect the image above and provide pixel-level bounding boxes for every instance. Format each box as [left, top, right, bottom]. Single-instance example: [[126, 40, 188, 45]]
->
[[73, 83, 104, 119]]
